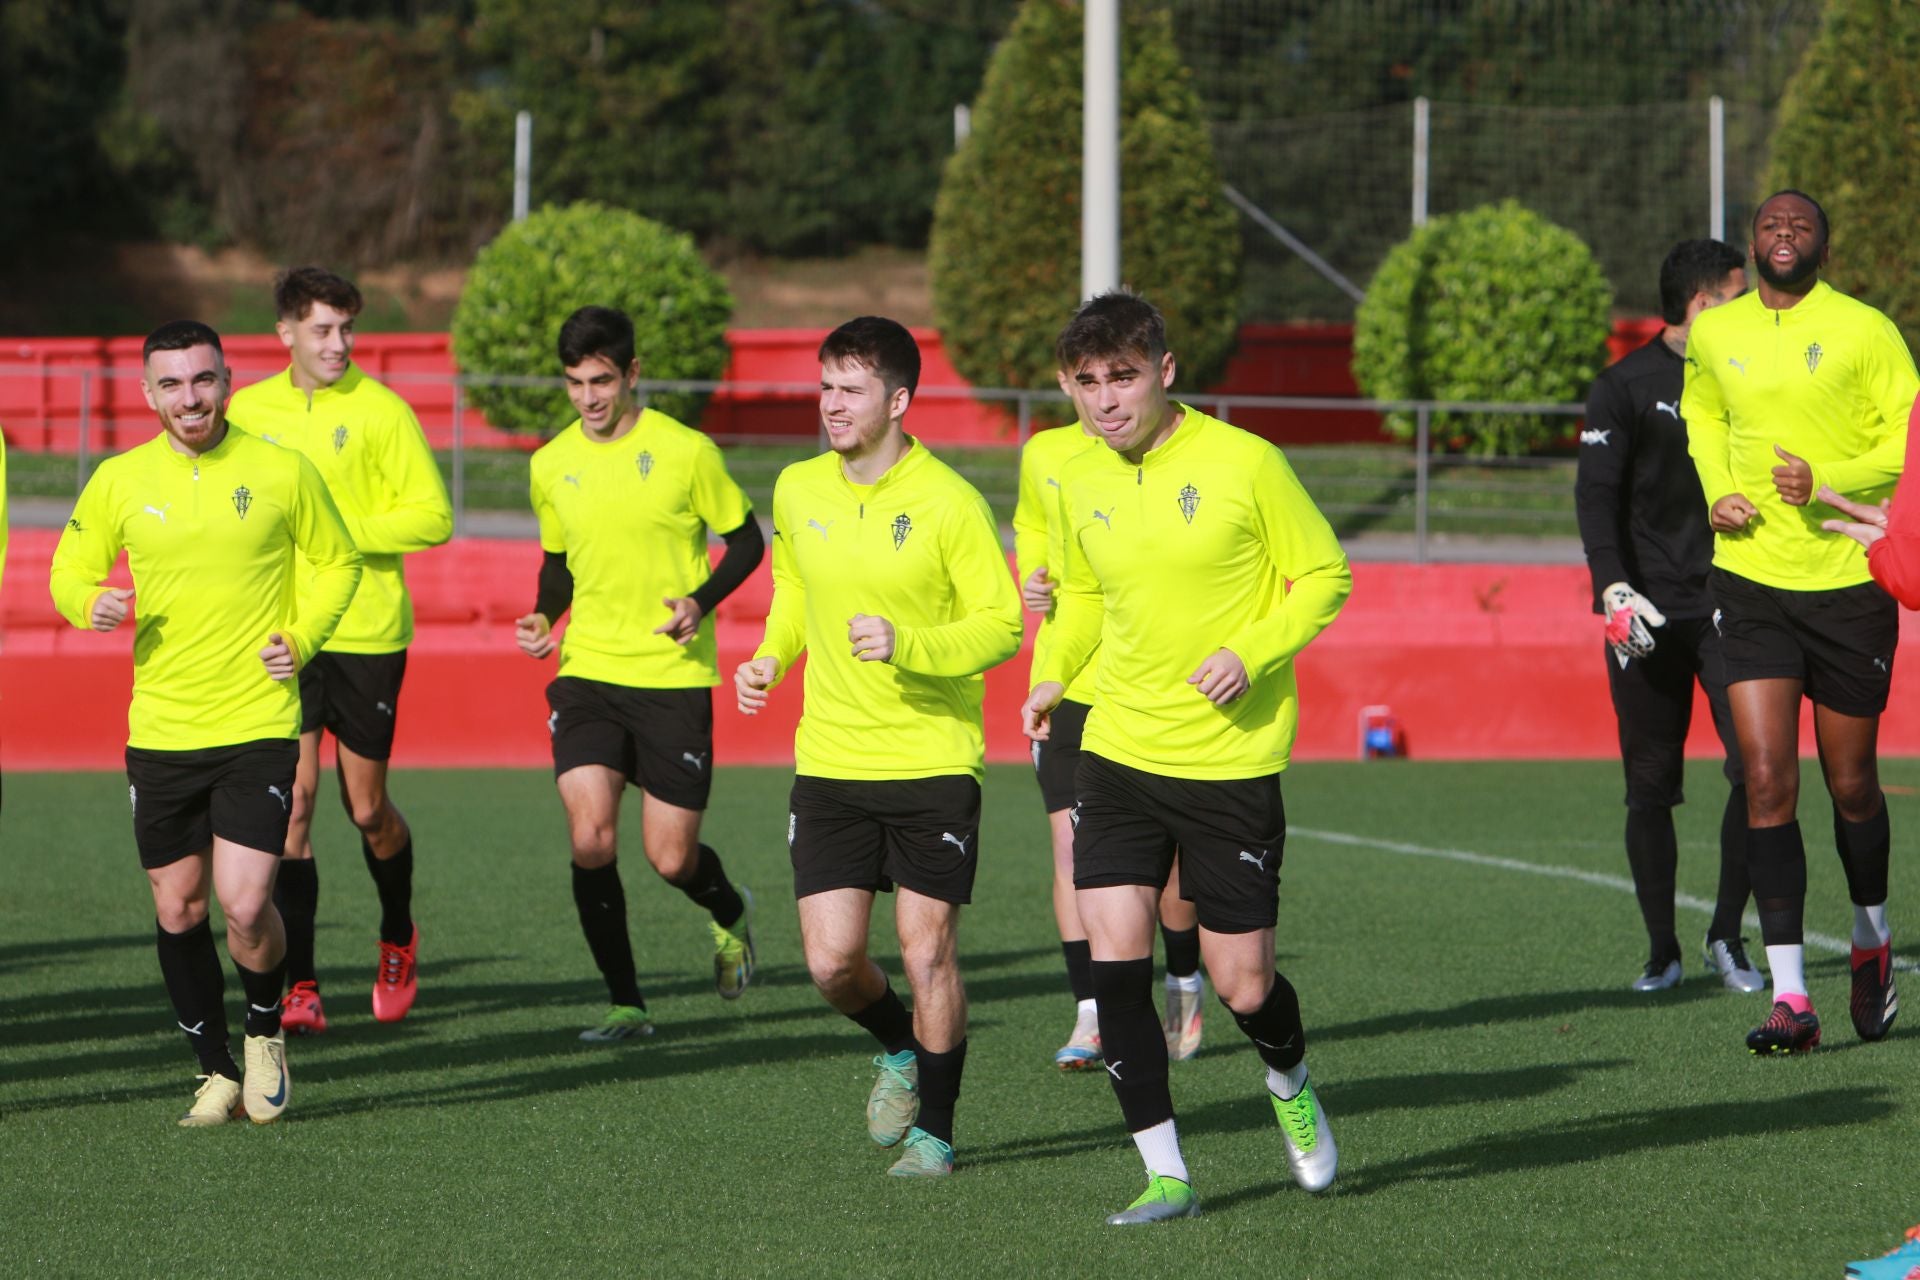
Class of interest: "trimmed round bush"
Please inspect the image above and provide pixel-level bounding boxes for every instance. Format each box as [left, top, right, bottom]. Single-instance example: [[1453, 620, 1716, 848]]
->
[[1353, 199, 1612, 455], [930, 0, 1241, 414], [451, 202, 733, 433], [1765, 0, 1920, 355]]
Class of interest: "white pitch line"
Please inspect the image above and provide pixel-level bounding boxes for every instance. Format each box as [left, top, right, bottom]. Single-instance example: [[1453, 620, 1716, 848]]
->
[[1292, 825, 1919, 976]]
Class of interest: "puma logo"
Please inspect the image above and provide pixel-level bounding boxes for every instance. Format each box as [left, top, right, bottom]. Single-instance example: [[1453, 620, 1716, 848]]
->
[[1654, 400, 1679, 419], [1092, 509, 1112, 530], [807, 518, 834, 540], [681, 750, 708, 772], [144, 503, 171, 523], [1727, 357, 1747, 375], [1239, 849, 1270, 871], [562, 473, 581, 487], [267, 786, 290, 813], [941, 831, 971, 856]]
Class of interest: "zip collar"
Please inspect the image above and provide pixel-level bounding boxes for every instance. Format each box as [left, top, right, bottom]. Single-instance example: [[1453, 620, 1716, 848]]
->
[[839, 434, 925, 491], [152, 423, 243, 469]]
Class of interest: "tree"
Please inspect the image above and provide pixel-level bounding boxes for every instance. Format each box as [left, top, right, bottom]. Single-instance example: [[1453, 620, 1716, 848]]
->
[[1764, 0, 1920, 354], [928, 0, 1241, 404], [1351, 200, 1612, 455], [449, 202, 733, 433]]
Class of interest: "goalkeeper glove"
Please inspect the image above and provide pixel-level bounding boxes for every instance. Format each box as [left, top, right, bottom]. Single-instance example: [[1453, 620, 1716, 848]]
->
[[1602, 581, 1666, 668]]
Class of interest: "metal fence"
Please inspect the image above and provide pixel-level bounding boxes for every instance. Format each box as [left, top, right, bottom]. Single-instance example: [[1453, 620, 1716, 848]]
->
[[1, 368, 1586, 563]]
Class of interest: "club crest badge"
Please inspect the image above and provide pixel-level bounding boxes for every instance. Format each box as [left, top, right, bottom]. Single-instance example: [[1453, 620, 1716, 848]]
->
[[231, 485, 252, 519], [637, 450, 654, 480], [1178, 484, 1201, 524], [892, 513, 912, 549], [332, 424, 348, 453], [1805, 343, 1823, 374]]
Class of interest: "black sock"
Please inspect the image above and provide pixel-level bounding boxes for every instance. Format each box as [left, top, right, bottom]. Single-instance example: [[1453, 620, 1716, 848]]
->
[[1090, 957, 1172, 1132], [363, 836, 414, 946], [674, 843, 745, 929], [1834, 798, 1891, 907], [1748, 821, 1807, 947], [848, 983, 916, 1056], [914, 1039, 967, 1145], [1708, 786, 1750, 942], [275, 859, 320, 986], [1229, 971, 1306, 1073], [1061, 939, 1094, 1003], [572, 861, 644, 1008], [1624, 806, 1680, 962], [236, 959, 286, 1037], [155, 919, 239, 1078], [1160, 924, 1201, 979]]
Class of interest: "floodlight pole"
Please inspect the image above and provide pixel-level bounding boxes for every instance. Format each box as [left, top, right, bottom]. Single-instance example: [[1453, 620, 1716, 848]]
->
[[1083, 0, 1121, 301], [1709, 95, 1725, 241], [513, 111, 532, 222], [1411, 97, 1430, 228]]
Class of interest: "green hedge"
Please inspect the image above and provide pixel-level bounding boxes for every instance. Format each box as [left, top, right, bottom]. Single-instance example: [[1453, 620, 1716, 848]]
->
[[1764, 0, 1920, 355], [450, 202, 733, 433], [929, 0, 1241, 411], [1352, 200, 1612, 455]]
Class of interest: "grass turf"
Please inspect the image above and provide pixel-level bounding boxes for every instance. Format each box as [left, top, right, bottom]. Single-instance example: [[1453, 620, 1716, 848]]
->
[[3, 759, 1914, 1277]]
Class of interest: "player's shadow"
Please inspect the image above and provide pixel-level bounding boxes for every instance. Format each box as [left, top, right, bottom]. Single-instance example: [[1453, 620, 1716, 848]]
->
[[0, 933, 150, 975], [1204, 1085, 1898, 1207], [1312, 982, 1724, 1044]]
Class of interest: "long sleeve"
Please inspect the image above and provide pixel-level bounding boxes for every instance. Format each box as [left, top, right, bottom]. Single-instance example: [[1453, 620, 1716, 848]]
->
[[1815, 321, 1917, 496], [890, 492, 1024, 678], [1037, 482, 1105, 690], [1575, 370, 1635, 605], [342, 407, 453, 554], [1866, 398, 1920, 607], [49, 473, 121, 629], [1012, 442, 1050, 584], [282, 456, 364, 663], [753, 485, 808, 680], [689, 518, 765, 617], [1221, 447, 1351, 679], [1682, 350, 1737, 511]]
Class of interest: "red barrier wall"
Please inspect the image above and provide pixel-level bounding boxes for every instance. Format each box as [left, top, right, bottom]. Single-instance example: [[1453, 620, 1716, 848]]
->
[[7, 532, 1916, 771], [0, 318, 1670, 455]]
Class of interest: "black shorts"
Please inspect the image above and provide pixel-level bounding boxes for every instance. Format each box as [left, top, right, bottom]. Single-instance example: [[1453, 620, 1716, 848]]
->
[[1072, 752, 1284, 934], [1032, 698, 1091, 814], [1605, 614, 1743, 810], [547, 677, 714, 810], [126, 739, 299, 869], [299, 650, 408, 760], [788, 774, 981, 905], [1709, 568, 1896, 716]]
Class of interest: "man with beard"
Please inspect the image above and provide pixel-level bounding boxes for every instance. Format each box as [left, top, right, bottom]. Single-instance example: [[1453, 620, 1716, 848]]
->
[[1682, 190, 1916, 1055]]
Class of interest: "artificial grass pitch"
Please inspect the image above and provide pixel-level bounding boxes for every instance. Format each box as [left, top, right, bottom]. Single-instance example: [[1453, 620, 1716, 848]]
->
[[2, 760, 1914, 1277]]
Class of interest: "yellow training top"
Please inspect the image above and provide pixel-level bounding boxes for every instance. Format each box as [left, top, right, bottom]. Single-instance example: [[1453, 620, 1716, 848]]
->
[[1682, 280, 1918, 590], [49, 429, 362, 750], [1014, 423, 1103, 706], [1039, 406, 1350, 780], [755, 439, 1023, 781], [229, 362, 451, 653], [532, 409, 753, 689]]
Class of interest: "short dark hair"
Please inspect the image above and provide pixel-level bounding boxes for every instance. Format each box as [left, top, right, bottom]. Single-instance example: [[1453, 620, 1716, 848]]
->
[[1752, 189, 1831, 243], [273, 266, 363, 323], [557, 306, 636, 371], [143, 319, 224, 363], [818, 316, 921, 399], [1658, 239, 1746, 325], [1055, 290, 1168, 373]]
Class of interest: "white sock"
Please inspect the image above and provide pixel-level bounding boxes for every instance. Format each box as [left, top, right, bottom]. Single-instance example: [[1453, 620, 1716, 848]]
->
[[1267, 1061, 1308, 1101], [1076, 997, 1098, 1017], [1765, 944, 1807, 999], [1167, 972, 1203, 994], [1130, 1118, 1188, 1183], [1853, 903, 1890, 950]]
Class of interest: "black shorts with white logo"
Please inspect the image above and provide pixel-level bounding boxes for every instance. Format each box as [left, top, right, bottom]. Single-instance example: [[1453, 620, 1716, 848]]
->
[[1605, 614, 1743, 810], [1072, 752, 1284, 934], [299, 650, 408, 760], [1709, 568, 1897, 716], [125, 738, 299, 869], [1032, 698, 1091, 814], [787, 774, 981, 905], [547, 677, 714, 810]]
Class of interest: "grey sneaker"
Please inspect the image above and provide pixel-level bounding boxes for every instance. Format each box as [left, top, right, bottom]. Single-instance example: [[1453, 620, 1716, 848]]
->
[[1272, 1077, 1338, 1193], [1704, 935, 1766, 994], [886, 1127, 954, 1177], [1106, 1174, 1199, 1225], [1631, 956, 1682, 992], [867, 1050, 919, 1147]]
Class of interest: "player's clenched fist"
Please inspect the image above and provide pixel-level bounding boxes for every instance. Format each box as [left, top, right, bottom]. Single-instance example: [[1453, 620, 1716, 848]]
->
[[735, 656, 780, 715], [1709, 492, 1758, 533], [1187, 648, 1250, 706], [848, 613, 895, 663], [1022, 680, 1065, 741], [1021, 566, 1057, 615], [259, 632, 299, 681], [514, 611, 556, 659], [90, 587, 135, 632]]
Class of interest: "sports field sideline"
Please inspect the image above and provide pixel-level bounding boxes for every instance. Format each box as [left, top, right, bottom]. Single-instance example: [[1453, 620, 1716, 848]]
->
[[4, 758, 1912, 1277]]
